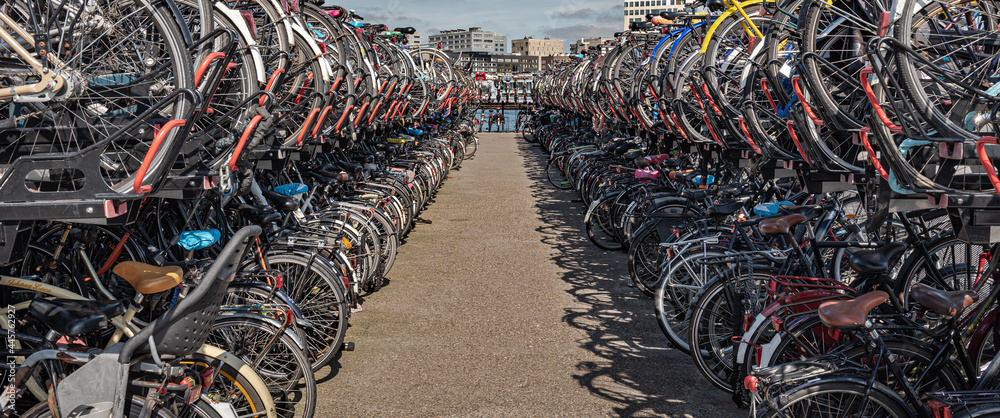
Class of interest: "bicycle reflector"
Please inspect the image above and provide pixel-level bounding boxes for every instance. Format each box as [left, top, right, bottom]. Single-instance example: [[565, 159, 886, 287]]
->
[[743, 375, 758, 393], [199, 366, 216, 389], [928, 399, 951, 418], [240, 11, 258, 39]]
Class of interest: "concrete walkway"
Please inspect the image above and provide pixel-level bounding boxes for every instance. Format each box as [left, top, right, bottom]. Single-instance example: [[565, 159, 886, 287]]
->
[[315, 133, 739, 417]]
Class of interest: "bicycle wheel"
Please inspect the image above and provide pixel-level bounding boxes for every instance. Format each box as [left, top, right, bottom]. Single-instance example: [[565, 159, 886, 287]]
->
[[179, 353, 270, 418], [798, 0, 884, 130], [893, 234, 990, 311], [761, 378, 913, 417], [545, 155, 572, 189], [253, 251, 349, 371], [688, 266, 775, 393], [209, 316, 316, 418], [654, 249, 727, 353], [896, 0, 1000, 139], [584, 191, 624, 251], [627, 205, 693, 296], [464, 136, 479, 159], [0, 0, 196, 192]]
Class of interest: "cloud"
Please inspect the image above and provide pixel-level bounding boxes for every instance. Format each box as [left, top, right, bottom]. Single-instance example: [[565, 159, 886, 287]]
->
[[543, 23, 619, 40], [551, 8, 599, 19], [550, 2, 623, 19], [347, 4, 429, 28]]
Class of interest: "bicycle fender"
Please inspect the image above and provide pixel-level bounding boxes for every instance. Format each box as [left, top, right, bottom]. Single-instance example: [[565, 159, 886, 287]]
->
[[201, 394, 239, 418], [197, 344, 277, 418], [155, 0, 195, 47], [231, 279, 313, 329], [288, 22, 333, 82], [214, 2, 267, 84]]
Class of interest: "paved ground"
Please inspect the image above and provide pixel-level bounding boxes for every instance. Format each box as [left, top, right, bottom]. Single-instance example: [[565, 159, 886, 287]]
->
[[315, 133, 741, 417]]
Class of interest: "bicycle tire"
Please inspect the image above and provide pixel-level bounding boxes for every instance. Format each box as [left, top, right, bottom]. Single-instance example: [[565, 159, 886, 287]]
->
[[759, 378, 913, 417], [688, 266, 776, 393], [545, 156, 572, 189], [654, 249, 728, 353], [180, 354, 271, 418], [893, 234, 990, 311], [584, 191, 625, 251], [249, 251, 349, 371], [209, 315, 317, 418]]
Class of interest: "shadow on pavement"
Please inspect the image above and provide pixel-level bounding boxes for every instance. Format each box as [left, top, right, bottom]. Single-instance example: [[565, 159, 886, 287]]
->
[[515, 137, 740, 417]]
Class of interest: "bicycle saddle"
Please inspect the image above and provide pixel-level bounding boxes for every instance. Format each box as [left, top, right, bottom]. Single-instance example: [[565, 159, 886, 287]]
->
[[304, 170, 339, 186], [238, 204, 282, 225], [752, 201, 794, 217], [910, 283, 978, 317], [624, 150, 643, 160], [262, 189, 301, 212], [674, 171, 699, 183], [706, 200, 743, 216], [706, 0, 727, 12], [692, 174, 715, 187], [113, 261, 183, 295], [715, 185, 742, 199], [818, 291, 889, 329], [846, 242, 907, 275], [668, 170, 693, 180], [29, 298, 111, 337], [681, 189, 707, 201], [317, 169, 351, 182], [758, 213, 807, 235]]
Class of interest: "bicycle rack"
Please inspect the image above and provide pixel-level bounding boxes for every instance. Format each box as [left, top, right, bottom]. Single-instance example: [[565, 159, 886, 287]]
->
[[0, 89, 199, 219]]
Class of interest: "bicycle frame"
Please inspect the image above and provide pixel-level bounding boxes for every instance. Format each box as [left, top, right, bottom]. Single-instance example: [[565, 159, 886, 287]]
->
[[0, 12, 65, 101], [0, 274, 278, 418], [698, 0, 770, 54]]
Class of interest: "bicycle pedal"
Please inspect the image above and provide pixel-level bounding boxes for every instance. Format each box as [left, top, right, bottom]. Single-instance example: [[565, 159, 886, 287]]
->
[[342, 342, 356, 351], [415, 218, 432, 224], [626, 280, 636, 288]]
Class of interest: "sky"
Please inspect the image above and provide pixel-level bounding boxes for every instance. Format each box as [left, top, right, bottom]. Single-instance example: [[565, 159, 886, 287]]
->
[[330, 0, 624, 52]]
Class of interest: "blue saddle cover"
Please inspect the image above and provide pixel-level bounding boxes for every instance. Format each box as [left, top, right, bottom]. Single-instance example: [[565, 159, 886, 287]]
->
[[178, 229, 221, 251], [692, 175, 715, 186], [274, 183, 308, 196], [753, 201, 794, 217]]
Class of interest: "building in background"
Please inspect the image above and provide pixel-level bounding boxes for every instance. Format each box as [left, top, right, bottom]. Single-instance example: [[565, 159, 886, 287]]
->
[[428, 27, 507, 53], [511, 37, 564, 56], [450, 52, 498, 74], [493, 54, 540, 73], [446, 52, 540, 75], [624, 0, 683, 29], [570, 37, 614, 54], [405, 32, 422, 47], [540, 55, 572, 70]]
